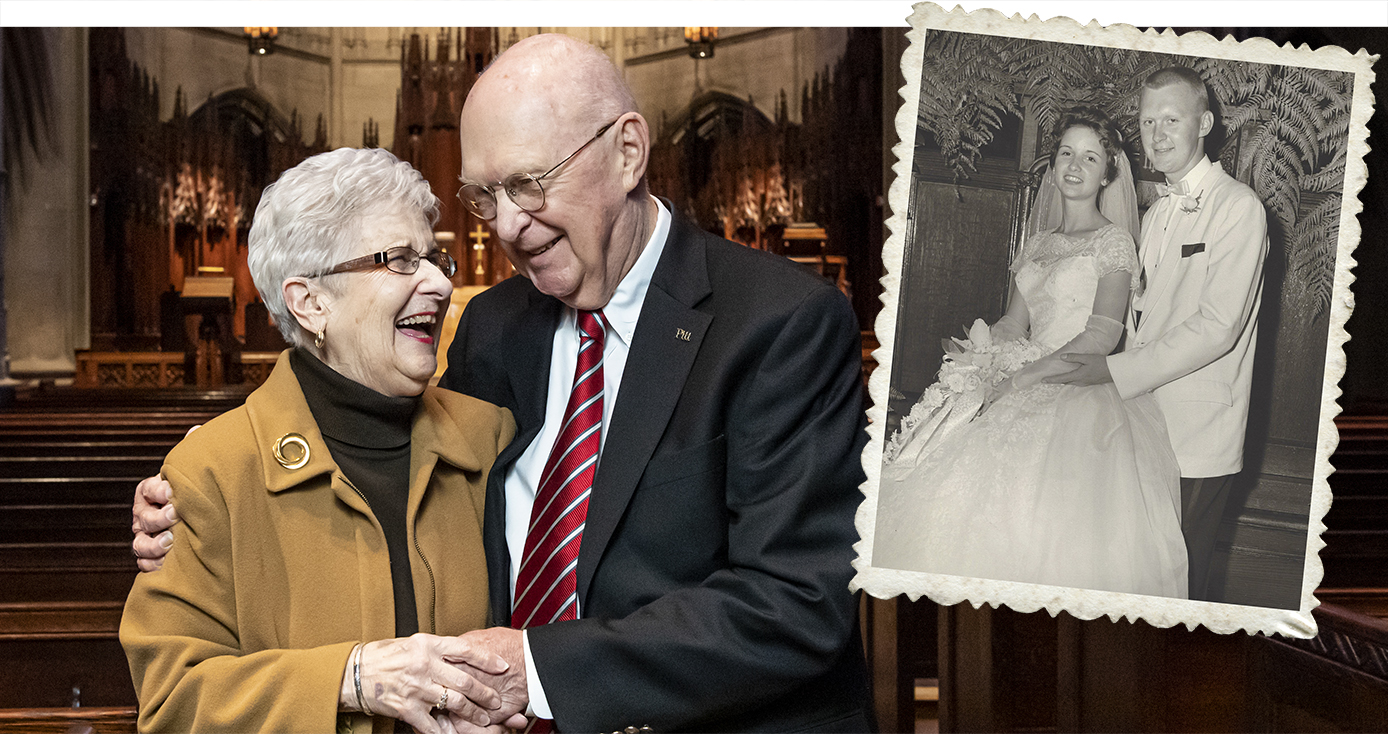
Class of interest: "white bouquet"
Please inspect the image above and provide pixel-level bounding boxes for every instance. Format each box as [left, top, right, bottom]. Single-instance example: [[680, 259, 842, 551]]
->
[[882, 319, 1044, 471]]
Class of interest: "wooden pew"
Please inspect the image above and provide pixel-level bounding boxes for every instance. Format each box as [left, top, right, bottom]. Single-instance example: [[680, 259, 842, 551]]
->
[[5, 394, 1384, 729], [932, 601, 1388, 732], [0, 388, 248, 716], [1247, 603, 1388, 731], [0, 706, 136, 733], [1322, 411, 1388, 588]]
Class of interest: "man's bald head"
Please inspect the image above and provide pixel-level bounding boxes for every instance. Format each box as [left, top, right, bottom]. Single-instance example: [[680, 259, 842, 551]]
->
[[465, 34, 638, 137], [457, 34, 655, 311]]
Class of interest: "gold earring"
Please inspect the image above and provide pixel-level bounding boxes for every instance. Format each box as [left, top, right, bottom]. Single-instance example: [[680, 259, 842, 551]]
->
[[314, 326, 325, 350]]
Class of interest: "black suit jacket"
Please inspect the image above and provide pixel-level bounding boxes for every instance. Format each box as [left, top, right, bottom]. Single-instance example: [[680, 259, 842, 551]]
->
[[440, 211, 870, 732]]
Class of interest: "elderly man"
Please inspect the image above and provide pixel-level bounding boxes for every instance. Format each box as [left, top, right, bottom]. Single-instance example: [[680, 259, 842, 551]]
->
[[443, 34, 870, 732], [135, 34, 871, 732]]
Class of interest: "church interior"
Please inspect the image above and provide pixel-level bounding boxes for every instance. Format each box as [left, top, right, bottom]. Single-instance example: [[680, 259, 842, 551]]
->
[[1, 25, 1385, 732]]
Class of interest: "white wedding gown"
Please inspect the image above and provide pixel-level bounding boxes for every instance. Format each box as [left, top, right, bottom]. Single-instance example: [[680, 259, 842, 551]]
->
[[874, 224, 1188, 598]]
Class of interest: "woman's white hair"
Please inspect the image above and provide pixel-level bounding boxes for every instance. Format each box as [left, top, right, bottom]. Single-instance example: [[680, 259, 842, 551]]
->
[[247, 147, 439, 345]]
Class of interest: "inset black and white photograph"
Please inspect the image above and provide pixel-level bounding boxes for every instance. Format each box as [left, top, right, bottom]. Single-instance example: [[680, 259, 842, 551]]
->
[[853, 4, 1377, 635]]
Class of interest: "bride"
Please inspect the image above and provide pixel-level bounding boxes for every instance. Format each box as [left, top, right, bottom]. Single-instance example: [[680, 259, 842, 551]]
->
[[873, 107, 1187, 598]]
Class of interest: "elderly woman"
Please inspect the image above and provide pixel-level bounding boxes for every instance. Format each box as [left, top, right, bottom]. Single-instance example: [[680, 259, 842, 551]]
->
[[120, 148, 517, 733]]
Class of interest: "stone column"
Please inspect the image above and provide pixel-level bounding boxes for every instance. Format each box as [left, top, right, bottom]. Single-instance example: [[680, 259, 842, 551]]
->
[[0, 28, 10, 403], [3, 28, 89, 384]]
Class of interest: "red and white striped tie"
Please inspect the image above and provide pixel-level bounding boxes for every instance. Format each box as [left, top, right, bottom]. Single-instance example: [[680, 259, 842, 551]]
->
[[512, 310, 605, 630]]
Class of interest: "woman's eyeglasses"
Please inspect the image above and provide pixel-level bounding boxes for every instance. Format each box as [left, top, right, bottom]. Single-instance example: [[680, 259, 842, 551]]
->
[[317, 247, 457, 278]]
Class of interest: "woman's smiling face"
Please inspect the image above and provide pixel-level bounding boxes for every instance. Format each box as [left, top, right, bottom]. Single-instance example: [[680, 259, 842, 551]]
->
[[317, 210, 453, 397], [1054, 125, 1109, 203]]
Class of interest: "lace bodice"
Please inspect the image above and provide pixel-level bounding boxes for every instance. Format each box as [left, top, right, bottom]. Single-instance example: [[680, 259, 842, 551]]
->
[[1012, 224, 1137, 351]]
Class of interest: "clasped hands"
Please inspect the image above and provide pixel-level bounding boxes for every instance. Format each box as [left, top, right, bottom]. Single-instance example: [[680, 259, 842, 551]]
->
[[132, 475, 532, 734], [1042, 352, 1113, 387], [975, 352, 1113, 419], [345, 628, 531, 734]]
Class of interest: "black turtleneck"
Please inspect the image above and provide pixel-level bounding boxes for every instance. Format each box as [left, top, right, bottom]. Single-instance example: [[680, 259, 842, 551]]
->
[[290, 348, 421, 639]]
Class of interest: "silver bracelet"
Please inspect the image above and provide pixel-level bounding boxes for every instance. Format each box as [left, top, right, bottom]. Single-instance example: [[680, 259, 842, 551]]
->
[[352, 643, 374, 716]]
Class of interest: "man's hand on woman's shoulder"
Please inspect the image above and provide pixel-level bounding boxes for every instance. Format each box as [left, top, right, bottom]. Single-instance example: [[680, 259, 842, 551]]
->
[[131, 424, 199, 571], [132, 473, 178, 571]]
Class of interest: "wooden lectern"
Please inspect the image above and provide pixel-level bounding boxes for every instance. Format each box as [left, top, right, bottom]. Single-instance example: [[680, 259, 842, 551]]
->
[[180, 276, 237, 388]]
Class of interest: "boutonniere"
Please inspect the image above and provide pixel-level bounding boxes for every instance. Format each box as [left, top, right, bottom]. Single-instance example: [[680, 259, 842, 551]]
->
[[1179, 190, 1204, 214]]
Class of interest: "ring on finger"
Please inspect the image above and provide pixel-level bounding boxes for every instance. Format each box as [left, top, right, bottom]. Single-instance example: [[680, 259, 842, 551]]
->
[[436, 687, 449, 711]]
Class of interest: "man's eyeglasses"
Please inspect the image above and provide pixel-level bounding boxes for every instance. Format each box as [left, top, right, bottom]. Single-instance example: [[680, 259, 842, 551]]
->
[[316, 247, 457, 278], [456, 119, 619, 221]]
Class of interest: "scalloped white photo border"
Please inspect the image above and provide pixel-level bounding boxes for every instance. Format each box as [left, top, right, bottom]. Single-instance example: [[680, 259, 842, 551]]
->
[[851, 2, 1378, 638]]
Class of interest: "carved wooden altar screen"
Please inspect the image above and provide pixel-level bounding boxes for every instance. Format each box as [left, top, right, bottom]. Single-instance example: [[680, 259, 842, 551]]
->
[[390, 28, 507, 287], [84, 28, 884, 384], [89, 29, 330, 354], [84, 29, 507, 387], [647, 27, 884, 329]]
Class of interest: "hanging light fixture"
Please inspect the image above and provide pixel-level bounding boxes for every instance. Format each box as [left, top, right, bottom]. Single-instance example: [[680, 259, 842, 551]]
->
[[683, 27, 718, 59], [244, 27, 279, 56]]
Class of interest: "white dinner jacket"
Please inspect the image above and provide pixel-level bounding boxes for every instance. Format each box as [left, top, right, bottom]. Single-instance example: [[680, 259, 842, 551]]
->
[[1108, 160, 1269, 478]]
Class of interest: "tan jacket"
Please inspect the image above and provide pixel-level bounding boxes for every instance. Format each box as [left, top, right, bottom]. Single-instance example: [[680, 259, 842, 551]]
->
[[121, 352, 515, 733]]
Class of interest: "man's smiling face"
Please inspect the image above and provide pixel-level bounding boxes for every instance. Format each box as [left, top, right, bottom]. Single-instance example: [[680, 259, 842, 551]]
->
[[1138, 82, 1214, 183]]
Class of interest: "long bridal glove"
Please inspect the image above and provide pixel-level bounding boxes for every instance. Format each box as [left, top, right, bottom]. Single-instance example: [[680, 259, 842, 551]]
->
[[990, 313, 1028, 343], [1009, 314, 1123, 391]]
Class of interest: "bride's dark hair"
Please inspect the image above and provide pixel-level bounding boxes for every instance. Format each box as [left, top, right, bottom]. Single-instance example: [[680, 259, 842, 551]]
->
[[1048, 106, 1124, 185]]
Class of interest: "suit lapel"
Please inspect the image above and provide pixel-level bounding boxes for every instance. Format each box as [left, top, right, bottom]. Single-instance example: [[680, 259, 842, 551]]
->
[[1133, 207, 1163, 335], [485, 288, 560, 625], [576, 214, 713, 605], [1141, 166, 1223, 331], [502, 291, 561, 457], [1140, 198, 1192, 335]]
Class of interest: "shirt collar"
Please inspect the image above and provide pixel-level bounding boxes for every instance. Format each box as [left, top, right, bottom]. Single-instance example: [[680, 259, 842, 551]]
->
[[1175, 155, 1214, 194], [583, 197, 670, 348]]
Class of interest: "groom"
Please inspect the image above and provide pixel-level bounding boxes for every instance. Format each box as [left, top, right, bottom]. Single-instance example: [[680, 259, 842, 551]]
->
[[1049, 66, 1268, 602]]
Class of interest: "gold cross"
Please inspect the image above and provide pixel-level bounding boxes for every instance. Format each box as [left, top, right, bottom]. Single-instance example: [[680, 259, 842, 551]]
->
[[469, 225, 490, 276]]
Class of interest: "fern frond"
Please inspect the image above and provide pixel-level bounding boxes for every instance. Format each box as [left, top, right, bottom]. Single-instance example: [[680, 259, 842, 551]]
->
[[1220, 101, 1263, 135], [1288, 194, 1340, 319], [918, 30, 1020, 180], [1019, 41, 1111, 150], [1270, 75, 1328, 166], [1292, 192, 1342, 252], [1295, 66, 1352, 110], [1267, 97, 1323, 169], [1203, 58, 1268, 109], [1249, 122, 1302, 232], [1301, 149, 1347, 193]]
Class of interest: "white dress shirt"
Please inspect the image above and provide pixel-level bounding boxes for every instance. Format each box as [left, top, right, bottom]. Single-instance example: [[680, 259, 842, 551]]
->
[[1153, 157, 1214, 267], [510, 198, 671, 718], [1134, 155, 1215, 316]]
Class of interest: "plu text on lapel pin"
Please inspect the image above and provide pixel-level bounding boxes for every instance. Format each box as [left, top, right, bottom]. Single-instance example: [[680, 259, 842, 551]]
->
[[675, 328, 692, 342]]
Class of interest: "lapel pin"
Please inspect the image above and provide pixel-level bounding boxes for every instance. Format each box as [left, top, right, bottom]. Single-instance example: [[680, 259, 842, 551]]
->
[[675, 328, 692, 342], [273, 433, 311, 470]]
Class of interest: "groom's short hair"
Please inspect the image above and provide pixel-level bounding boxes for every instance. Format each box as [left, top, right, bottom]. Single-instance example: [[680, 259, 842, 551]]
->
[[1142, 66, 1210, 115]]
